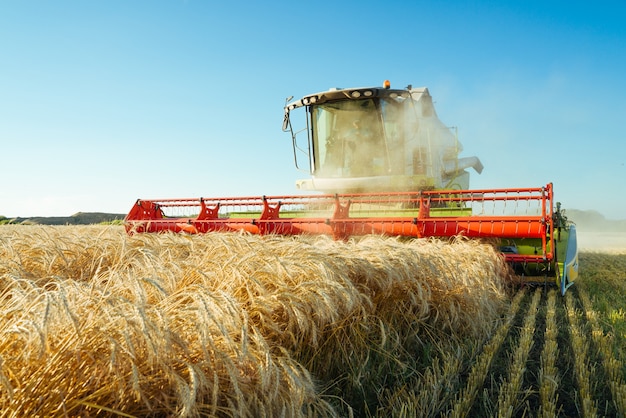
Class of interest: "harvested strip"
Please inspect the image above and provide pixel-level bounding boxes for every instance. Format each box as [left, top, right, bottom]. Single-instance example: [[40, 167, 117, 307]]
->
[[497, 288, 542, 417], [449, 289, 526, 418], [377, 352, 463, 417], [538, 289, 560, 418], [566, 291, 598, 418], [578, 288, 626, 416]]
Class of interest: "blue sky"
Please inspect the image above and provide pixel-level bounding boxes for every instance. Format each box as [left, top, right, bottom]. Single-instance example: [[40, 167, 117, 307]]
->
[[1, 1, 625, 219]]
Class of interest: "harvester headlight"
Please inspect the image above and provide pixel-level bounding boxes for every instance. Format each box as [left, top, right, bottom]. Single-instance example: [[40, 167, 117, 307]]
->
[[310, 96, 318, 103], [303, 97, 310, 105], [363, 90, 373, 97], [350, 90, 361, 98]]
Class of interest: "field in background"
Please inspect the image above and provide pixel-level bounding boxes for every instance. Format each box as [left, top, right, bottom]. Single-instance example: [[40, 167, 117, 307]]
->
[[0, 225, 624, 417]]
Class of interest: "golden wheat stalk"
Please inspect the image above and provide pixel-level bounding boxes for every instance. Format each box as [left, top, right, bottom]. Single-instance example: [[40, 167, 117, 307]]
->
[[0, 226, 510, 417]]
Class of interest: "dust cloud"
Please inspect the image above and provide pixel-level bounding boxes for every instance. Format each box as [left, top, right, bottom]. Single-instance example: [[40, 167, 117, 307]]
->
[[577, 231, 626, 254], [569, 210, 626, 253]]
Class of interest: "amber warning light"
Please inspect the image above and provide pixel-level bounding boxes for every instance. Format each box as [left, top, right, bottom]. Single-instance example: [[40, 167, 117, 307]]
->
[[383, 80, 391, 89]]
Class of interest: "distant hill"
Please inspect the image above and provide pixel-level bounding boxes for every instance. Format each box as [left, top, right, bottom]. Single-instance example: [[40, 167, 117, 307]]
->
[[0, 212, 126, 225]]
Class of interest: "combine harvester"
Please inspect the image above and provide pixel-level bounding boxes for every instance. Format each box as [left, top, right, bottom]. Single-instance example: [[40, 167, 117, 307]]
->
[[125, 81, 578, 295]]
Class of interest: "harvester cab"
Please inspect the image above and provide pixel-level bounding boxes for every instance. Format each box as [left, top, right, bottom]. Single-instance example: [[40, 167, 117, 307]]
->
[[282, 80, 484, 193], [125, 80, 578, 295]]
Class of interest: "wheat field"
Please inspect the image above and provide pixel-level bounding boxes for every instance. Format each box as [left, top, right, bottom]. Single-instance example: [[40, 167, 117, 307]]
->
[[0, 225, 510, 417]]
